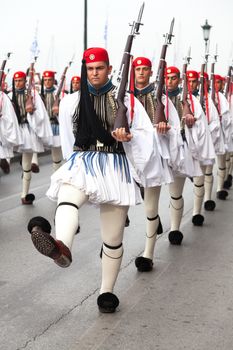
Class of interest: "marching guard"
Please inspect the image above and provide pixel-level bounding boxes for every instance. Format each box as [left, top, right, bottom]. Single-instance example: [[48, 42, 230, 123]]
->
[[27, 47, 163, 312]]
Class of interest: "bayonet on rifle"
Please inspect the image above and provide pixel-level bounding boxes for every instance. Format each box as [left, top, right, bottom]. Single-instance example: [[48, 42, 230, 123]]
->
[[131, 2, 144, 34], [113, 3, 144, 132], [155, 18, 175, 83], [154, 18, 175, 124]]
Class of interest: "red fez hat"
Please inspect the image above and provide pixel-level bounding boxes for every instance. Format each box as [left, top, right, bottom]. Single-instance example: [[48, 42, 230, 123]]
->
[[43, 71, 55, 78], [199, 72, 209, 80], [166, 66, 180, 75], [71, 76, 81, 82], [13, 71, 26, 80], [186, 70, 199, 79], [83, 47, 109, 64], [214, 74, 224, 81], [132, 57, 152, 68]]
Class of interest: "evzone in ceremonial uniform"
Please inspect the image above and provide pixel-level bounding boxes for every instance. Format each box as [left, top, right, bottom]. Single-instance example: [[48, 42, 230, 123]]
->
[[224, 81, 233, 189], [27, 47, 163, 312], [186, 70, 216, 220], [70, 76, 81, 93], [213, 74, 233, 199], [9, 71, 52, 204], [165, 66, 215, 245], [41, 70, 63, 171], [196, 71, 226, 211], [132, 57, 183, 271], [0, 90, 22, 173]]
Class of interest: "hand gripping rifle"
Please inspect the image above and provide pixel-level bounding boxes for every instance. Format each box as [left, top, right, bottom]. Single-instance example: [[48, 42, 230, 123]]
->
[[181, 47, 193, 117], [25, 57, 38, 114], [0, 52, 12, 91], [154, 18, 174, 125], [113, 2, 144, 133], [52, 57, 73, 116]]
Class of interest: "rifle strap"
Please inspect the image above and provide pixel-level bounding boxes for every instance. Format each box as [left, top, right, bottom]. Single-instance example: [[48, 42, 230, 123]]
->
[[61, 77, 66, 98], [187, 79, 195, 114], [129, 59, 135, 125], [216, 91, 221, 116], [204, 80, 210, 123], [165, 63, 169, 121]]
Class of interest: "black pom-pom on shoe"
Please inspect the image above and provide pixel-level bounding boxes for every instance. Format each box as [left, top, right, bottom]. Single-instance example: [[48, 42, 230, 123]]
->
[[140, 186, 144, 200], [217, 190, 228, 200], [227, 174, 233, 187], [192, 214, 204, 226], [157, 218, 163, 235], [99, 245, 103, 259], [75, 225, 80, 235], [168, 230, 183, 245], [21, 193, 35, 205], [204, 200, 216, 211], [27, 216, 52, 234], [97, 292, 119, 313], [125, 215, 130, 227], [223, 180, 230, 189], [135, 256, 153, 272]]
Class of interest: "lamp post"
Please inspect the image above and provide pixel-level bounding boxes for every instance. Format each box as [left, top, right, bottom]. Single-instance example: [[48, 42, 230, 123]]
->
[[84, 0, 87, 50], [201, 19, 212, 55]]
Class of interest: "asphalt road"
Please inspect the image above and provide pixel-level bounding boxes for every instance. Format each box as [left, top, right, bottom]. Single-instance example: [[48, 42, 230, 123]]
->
[[0, 155, 232, 350]]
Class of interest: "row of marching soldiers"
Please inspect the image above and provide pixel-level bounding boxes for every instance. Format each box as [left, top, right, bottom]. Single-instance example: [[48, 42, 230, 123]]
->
[[0, 47, 232, 313], [0, 68, 80, 204]]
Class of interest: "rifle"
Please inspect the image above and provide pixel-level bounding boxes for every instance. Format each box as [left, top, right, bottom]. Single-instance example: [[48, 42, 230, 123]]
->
[[154, 18, 174, 125], [180, 47, 193, 118], [199, 42, 210, 109], [113, 2, 144, 133], [25, 59, 37, 114], [0, 52, 12, 90], [199, 62, 205, 109], [210, 45, 219, 112], [224, 63, 232, 99], [52, 59, 73, 116]]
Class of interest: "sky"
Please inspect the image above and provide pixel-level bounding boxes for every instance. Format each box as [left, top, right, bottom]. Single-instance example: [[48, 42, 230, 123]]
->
[[1, 0, 233, 86]]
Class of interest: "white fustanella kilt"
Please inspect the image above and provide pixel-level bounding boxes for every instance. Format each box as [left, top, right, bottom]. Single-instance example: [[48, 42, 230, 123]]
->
[[15, 124, 44, 153], [46, 151, 142, 206]]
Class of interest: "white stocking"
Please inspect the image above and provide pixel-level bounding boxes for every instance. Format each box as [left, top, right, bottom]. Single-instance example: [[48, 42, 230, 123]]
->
[[169, 177, 185, 231], [217, 154, 226, 192], [204, 164, 214, 201], [21, 153, 33, 198], [143, 186, 161, 259], [224, 152, 230, 180], [51, 147, 63, 171], [193, 175, 204, 216], [99, 204, 128, 294], [229, 152, 233, 175], [32, 153, 39, 165], [55, 184, 88, 249]]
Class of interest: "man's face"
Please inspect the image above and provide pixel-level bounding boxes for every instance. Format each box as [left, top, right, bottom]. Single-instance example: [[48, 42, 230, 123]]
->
[[14, 78, 26, 90], [134, 65, 152, 87], [215, 79, 222, 92], [72, 80, 81, 91], [188, 78, 199, 93], [43, 77, 55, 89], [86, 61, 112, 89], [166, 73, 180, 91]]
